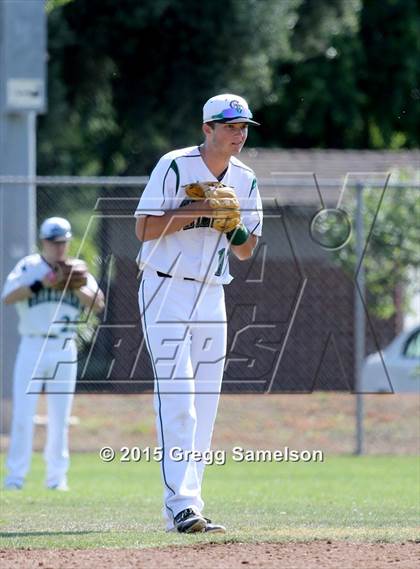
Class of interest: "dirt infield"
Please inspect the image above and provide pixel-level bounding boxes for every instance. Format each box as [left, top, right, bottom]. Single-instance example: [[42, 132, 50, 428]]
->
[[1, 542, 419, 569]]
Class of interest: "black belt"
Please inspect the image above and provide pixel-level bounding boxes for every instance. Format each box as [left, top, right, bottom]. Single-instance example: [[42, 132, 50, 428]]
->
[[28, 334, 60, 339], [157, 271, 196, 282]]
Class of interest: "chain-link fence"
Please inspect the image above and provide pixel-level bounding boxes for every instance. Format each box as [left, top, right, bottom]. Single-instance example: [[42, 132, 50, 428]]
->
[[2, 174, 418, 398]]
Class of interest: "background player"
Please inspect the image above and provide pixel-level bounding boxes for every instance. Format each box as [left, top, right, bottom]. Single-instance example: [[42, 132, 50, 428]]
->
[[135, 94, 263, 533], [2, 217, 104, 490]]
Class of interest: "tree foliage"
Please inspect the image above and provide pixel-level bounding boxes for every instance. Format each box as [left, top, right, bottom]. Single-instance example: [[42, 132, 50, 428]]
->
[[38, 0, 420, 175], [359, 0, 420, 148], [38, 0, 297, 174], [334, 177, 420, 319], [252, 0, 419, 148]]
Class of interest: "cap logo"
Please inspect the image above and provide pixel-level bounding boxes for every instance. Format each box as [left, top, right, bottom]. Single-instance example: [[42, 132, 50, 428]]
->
[[229, 100, 243, 113], [50, 224, 63, 237]]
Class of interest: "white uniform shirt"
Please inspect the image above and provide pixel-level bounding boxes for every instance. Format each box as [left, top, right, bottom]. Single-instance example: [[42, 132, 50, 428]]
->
[[1, 254, 99, 337], [134, 145, 263, 285]]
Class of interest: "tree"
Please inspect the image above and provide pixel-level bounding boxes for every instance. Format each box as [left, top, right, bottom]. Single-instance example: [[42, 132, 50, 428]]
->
[[359, 0, 420, 148], [252, 32, 365, 148], [251, 0, 364, 147], [252, 0, 420, 149]]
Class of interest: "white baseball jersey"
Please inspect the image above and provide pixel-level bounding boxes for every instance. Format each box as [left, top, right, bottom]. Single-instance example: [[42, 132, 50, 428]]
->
[[2, 253, 99, 336], [134, 145, 263, 285]]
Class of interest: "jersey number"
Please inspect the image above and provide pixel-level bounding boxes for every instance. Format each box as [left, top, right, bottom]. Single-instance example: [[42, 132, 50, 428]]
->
[[61, 315, 71, 333], [215, 248, 227, 277]]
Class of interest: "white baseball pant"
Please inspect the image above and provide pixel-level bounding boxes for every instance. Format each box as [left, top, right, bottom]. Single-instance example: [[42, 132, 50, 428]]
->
[[5, 336, 77, 488], [139, 273, 226, 528]]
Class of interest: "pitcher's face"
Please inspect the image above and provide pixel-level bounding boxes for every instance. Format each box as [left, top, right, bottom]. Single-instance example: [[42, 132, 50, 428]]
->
[[205, 122, 248, 156]]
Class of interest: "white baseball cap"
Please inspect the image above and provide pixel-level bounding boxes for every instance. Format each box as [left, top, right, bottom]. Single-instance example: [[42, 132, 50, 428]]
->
[[39, 217, 72, 242], [203, 93, 260, 125]]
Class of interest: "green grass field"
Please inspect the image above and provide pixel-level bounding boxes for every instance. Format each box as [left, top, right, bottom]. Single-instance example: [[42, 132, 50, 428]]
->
[[0, 453, 418, 548]]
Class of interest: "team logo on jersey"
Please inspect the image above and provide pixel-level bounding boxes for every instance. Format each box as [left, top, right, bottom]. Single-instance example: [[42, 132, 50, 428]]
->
[[180, 198, 212, 230], [183, 217, 212, 231], [28, 288, 81, 309]]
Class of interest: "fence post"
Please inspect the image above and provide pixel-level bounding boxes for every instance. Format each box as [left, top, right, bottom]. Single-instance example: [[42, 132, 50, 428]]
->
[[354, 183, 365, 455], [0, 1, 46, 430]]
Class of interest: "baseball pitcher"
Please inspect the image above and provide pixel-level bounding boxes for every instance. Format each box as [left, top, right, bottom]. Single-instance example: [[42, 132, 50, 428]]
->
[[135, 94, 263, 533]]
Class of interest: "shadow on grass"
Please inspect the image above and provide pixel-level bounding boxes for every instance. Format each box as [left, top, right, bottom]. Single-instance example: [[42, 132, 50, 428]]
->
[[0, 530, 108, 538]]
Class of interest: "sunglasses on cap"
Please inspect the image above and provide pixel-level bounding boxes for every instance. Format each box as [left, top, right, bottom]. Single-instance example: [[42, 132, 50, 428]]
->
[[210, 103, 253, 121]]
